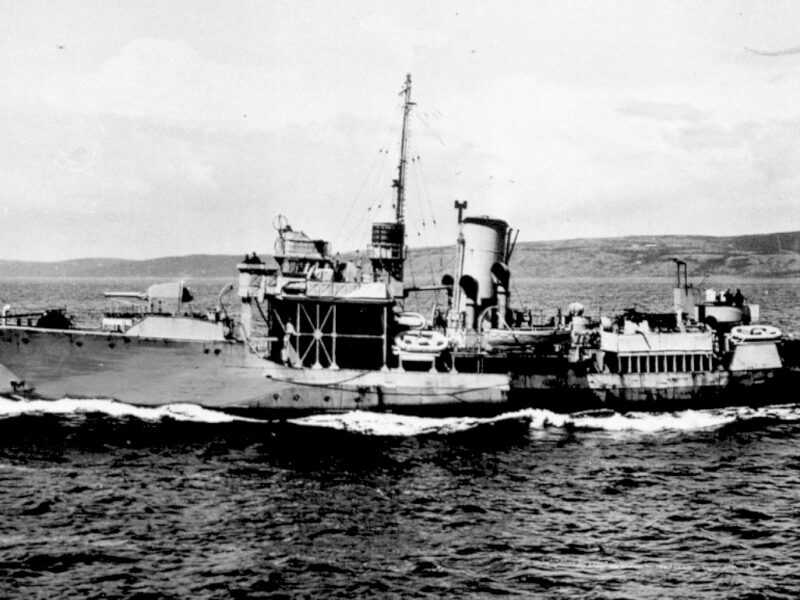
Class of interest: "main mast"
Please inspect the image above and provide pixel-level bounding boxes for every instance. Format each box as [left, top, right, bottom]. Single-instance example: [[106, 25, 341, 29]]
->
[[394, 73, 413, 225], [370, 74, 414, 298]]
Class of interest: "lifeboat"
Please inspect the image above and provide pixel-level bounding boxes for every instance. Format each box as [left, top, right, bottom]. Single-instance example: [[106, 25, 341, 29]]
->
[[483, 327, 569, 350], [394, 330, 448, 354], [396, 312, 427, 329], [730, 325, 782, 344]]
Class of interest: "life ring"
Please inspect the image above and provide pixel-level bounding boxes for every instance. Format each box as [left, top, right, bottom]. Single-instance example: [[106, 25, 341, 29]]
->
[[729, 324, 782, 344]]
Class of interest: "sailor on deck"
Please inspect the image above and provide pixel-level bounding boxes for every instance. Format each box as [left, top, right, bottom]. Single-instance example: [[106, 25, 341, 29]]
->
[[733, 288, 745, 308]]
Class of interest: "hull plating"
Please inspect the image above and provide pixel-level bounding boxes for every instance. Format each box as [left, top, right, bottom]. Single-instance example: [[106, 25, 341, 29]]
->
[[0, 327, 509, 416], [510, 368, 783, 412], [0, 327, 787, 416]]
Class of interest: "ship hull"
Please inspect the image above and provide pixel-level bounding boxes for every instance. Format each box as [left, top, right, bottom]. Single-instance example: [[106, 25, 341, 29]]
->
[[0, 327, 509, 417], [509, 368, 786, 413], [0, 326, 790, 417], [0, 326, 269, 408]]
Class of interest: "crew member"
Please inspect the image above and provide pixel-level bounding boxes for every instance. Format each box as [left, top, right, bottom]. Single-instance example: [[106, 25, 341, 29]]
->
[[733, 289, 744, 308]]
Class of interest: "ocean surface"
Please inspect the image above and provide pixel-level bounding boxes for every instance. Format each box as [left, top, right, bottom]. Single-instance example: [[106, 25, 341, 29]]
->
[[1, 277, 800, 599]]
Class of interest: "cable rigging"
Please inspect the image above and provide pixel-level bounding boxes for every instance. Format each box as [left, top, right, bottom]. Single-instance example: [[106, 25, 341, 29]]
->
[[331, 147, 389, 249]]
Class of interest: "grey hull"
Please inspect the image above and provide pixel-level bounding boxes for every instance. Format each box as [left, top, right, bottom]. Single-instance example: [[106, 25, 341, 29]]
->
[[0, 327, 510, 416], [0, 326, 787, 416], [509, 369, 786, 413]]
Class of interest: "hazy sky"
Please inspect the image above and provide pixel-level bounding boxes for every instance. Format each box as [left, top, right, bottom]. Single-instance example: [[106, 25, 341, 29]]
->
[[2, 0, 800, 261]]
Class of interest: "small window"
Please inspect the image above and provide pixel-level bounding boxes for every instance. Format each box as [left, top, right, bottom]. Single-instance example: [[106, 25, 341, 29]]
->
[[630, 356, 638, 373], [648, 355, 657, 373], [666, 355, 674, 372], [657, 355, 665, 373]]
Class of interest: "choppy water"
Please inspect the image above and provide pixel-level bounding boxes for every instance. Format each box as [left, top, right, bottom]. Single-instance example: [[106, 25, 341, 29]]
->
[[1, 277, 800, 599]]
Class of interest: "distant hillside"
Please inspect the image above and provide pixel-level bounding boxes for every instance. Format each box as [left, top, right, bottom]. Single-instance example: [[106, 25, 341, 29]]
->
[[0, 254, 246, 278], [3, 230, 800, 279], [507, 231, 800, 279], [410, 230, 800, 281]]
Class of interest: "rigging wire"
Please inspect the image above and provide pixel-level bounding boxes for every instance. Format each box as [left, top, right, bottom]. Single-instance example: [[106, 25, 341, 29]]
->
[[403, 196, 422, 291], [414, 113, 447, 147], [510, 278, 528, 312], [346, 108, 406, 250], [333, 97, 404, 252], [415, 155, 443, 244], [339, 148, 392, 252], [410, 157, 442, 294], [408, 139, 448, 305], [411, 114, 448, 241], [332, 148, 388, 249]]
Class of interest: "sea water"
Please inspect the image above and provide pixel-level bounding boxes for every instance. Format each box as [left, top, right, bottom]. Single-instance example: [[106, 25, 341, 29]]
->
[[1, 277, 799, 599]]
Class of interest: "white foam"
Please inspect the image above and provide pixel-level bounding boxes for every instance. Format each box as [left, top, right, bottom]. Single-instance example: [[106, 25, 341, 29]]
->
[[288, 411, 522, 436], [0, 397, 260, 423], [289, 408, 592, 436], [555, 404, 800, 433], [1, 396, 798, 436], [290, 404, 800, 436], [568, 409, 733, 432]]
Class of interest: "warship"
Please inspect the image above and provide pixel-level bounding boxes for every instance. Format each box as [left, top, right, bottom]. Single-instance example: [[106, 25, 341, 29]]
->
[[0, 75, 795, 416]]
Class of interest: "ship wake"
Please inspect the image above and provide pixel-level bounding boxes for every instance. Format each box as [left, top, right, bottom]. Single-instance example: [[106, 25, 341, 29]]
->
[[0, 397, 261, 423], [288, 404, 800, 436], [1, 396, 798, 436]]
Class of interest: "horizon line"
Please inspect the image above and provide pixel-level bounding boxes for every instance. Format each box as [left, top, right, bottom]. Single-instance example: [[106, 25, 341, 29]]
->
[[2, 228, 800, 264]]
